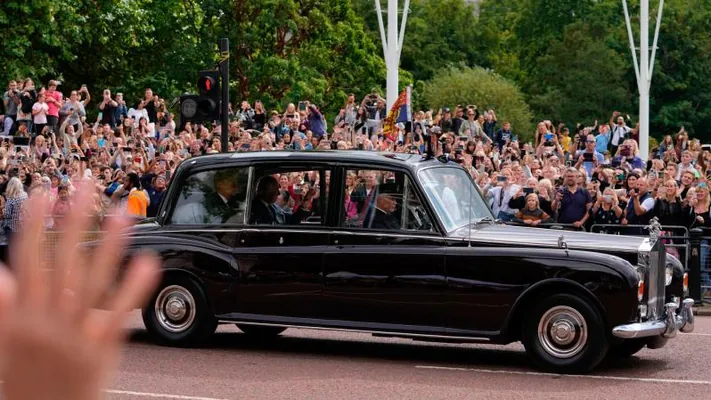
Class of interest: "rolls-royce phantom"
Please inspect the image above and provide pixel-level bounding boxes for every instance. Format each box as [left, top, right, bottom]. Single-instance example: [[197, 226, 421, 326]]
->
[[117, 150, 694, 374]]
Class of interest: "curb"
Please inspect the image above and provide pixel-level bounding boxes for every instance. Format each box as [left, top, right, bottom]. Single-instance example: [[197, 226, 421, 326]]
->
[[693, 307, 711, 316]]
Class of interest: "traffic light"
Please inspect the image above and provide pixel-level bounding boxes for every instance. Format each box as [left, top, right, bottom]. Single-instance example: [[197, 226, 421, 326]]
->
[[179, 94, 199, 129], [197, 70, 221, 122]]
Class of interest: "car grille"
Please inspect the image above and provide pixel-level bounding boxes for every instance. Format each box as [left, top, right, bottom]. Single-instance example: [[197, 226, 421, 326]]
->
[[648, 240, 666, 319]]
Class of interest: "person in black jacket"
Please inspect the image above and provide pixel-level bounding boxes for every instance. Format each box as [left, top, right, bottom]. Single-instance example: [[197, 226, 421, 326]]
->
[[366, 183, 401, 230], [654, 179, 683, 226], [509, 177, 553, 216], [250, 175, 314, 225]]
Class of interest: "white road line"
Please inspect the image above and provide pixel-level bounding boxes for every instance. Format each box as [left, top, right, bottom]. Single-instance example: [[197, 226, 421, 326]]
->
[[414, 365, 711, 385], [685, 332, 711, 337], [105, 389, 229, 400]]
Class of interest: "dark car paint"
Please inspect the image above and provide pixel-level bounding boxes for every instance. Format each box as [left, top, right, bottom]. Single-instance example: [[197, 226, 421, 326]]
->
[[107, 151, 665, 342]]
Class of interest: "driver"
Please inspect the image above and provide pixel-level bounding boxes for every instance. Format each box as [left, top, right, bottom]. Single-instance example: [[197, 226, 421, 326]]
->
[[364, 183, 401, 230]]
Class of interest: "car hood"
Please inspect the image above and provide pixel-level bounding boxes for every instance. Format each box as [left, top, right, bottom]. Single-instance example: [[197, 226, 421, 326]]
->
[[450, 223, 646, 254]]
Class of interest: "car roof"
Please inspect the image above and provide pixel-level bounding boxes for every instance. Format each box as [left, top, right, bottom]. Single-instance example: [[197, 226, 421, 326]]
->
[[184, 150, 458, 172]]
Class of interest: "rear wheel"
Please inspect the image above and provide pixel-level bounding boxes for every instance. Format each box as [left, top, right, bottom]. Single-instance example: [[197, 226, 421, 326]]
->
[[607, 339, 647, 358], [522, 293, 608, 374], [143, 276, 217, 346], [236, 324, 287, 337]]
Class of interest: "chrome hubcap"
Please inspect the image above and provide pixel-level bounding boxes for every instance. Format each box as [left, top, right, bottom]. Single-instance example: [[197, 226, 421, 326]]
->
[[155, 285, 196, 333], [538, 306, 588, 359]]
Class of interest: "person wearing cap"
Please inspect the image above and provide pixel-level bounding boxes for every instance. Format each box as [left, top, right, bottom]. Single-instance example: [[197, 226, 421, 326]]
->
[[364, 183, 401, 230], [439, 108, 453, 133]]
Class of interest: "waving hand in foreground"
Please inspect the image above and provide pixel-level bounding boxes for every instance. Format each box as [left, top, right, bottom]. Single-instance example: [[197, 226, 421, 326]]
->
[[0, 182, 161, 400]]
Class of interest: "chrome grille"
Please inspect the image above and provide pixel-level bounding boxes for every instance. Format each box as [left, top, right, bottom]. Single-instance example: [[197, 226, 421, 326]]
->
[[647, 240, 666, 319]]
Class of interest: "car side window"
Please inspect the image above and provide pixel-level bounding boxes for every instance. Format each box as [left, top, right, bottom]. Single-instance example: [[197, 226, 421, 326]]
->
[[343, 169, 434, 232], [248, 168, 330, 226], [169, 167, 249, 225]]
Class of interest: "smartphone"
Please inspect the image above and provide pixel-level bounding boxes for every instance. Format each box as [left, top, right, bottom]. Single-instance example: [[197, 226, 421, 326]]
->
[[123, 146, 132, 152], [523, 187, 534, 195], [545, 133, 554, 141], [298, 101, 307, 111], [459, 137, 467, 142], [80, 156, 89, 162], [497, 175, 507, 182], [583, 153, 593, 162], [658, 171, 664, 179]]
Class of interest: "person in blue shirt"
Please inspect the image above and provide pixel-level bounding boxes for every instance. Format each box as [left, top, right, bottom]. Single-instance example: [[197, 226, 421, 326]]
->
[[595, 124, 611, 154], [574, 134, 604, 181]]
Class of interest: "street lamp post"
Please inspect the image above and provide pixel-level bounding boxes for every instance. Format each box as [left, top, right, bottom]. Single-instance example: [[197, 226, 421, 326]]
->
[[374, 0, 410, 110], [623, 0, 664, 161]]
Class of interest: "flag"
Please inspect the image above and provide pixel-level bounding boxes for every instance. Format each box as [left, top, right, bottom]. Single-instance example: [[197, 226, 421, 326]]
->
[[382, 86, 411, 142]]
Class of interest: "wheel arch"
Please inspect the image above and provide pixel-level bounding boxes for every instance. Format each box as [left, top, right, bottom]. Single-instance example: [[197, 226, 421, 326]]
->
[[501, 278, 608, 341]]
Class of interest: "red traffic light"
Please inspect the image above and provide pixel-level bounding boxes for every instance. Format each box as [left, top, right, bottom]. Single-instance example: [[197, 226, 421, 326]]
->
[[198, 76, 217, 94]]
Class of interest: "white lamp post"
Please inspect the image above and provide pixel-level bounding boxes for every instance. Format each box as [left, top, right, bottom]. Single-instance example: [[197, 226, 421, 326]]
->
[[623, 0, 664, 161], [374, 0, 410, 110]]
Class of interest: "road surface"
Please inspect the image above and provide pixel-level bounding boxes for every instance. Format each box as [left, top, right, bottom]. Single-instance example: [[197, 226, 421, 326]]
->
[[109, 312, 711, 400]]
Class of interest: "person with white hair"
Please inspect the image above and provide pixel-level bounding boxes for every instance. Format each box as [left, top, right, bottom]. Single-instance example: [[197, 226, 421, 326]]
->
[[1, 177, 28, 242]]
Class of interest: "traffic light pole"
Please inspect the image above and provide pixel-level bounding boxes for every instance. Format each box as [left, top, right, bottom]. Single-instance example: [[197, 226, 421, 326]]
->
[[219, 38, 229, 153]]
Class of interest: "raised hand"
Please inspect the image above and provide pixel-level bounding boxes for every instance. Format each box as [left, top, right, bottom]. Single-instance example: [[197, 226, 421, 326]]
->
[[0, 182, 160, 400]]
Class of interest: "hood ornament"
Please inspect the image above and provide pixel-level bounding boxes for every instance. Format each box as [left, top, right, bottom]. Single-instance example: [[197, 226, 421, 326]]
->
[[646, 217, 663, 242], [557, 234, 568, 250]]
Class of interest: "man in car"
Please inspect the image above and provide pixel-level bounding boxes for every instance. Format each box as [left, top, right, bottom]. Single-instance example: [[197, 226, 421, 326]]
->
[[250, 175, 315, 225], [367, 184, 401, 230], [173, 169, 242, 224]]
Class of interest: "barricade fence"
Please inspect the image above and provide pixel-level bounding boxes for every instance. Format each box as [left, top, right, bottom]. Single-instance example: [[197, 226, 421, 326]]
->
[[2, 216, 709, 304]]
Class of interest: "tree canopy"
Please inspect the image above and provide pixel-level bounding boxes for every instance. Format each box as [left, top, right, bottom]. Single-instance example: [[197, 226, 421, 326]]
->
[[2, 0, 710, 140], [423, 66, 534, 139]]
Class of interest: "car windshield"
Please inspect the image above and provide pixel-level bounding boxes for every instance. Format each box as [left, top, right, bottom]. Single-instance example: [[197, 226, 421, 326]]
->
[[418, 166, 493, 233]]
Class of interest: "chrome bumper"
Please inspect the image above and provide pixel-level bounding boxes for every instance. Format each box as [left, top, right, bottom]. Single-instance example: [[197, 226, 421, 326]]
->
[[612, 298, 695, 339]]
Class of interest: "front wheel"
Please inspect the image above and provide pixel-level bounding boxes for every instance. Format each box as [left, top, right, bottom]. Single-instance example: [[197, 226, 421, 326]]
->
[[143, 276, 217, 347], [522, 293, 609, 374]]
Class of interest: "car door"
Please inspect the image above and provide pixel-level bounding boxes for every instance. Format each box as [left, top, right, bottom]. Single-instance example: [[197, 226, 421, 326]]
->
[[322, 167, 449, 329], [232, 164, 331, 320]]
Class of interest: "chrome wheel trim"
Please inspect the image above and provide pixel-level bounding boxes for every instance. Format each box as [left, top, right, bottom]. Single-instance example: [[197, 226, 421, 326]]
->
[[155, 285, 196, 333], [537, 305, 588, 359]]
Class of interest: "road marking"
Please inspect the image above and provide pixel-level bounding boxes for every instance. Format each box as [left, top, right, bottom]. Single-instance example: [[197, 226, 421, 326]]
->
[[106, 389, 228, 400], [686, 332, 711, 337], [415, 365, 711, 385]]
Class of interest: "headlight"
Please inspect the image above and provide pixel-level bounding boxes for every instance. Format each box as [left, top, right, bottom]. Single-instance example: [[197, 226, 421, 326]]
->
[[665, 265, 673, 286]]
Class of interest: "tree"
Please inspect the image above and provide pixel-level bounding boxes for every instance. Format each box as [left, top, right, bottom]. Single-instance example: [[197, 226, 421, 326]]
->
[[423, 66, 534, 139], [527, 22, 632, 126], [195, 0, 387, 115]]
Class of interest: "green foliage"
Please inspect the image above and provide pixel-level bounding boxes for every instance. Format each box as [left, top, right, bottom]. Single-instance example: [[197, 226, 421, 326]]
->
[[423, 66, 534, 139], [193, 0, 387, 116], [527, 22, 632, 126]]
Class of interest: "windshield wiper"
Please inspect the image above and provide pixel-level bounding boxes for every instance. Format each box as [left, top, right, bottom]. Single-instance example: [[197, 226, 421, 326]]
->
[[469, 216, 497, 226]]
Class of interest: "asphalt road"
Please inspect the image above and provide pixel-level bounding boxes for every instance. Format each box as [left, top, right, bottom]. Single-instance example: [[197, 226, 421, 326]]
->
[[108, 313, 711, 400]]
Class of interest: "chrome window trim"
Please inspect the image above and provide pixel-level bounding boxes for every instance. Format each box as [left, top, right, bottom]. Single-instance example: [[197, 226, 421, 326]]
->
[[161, 228, 440, 239], [243, 166, 255, 226]]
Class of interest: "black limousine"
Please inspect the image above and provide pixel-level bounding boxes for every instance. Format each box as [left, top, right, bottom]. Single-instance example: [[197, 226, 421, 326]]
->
[[117, 150, 694, 373]]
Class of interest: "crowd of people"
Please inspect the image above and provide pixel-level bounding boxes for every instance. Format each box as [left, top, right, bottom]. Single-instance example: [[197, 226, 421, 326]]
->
[[1, 79, 710, 294]]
